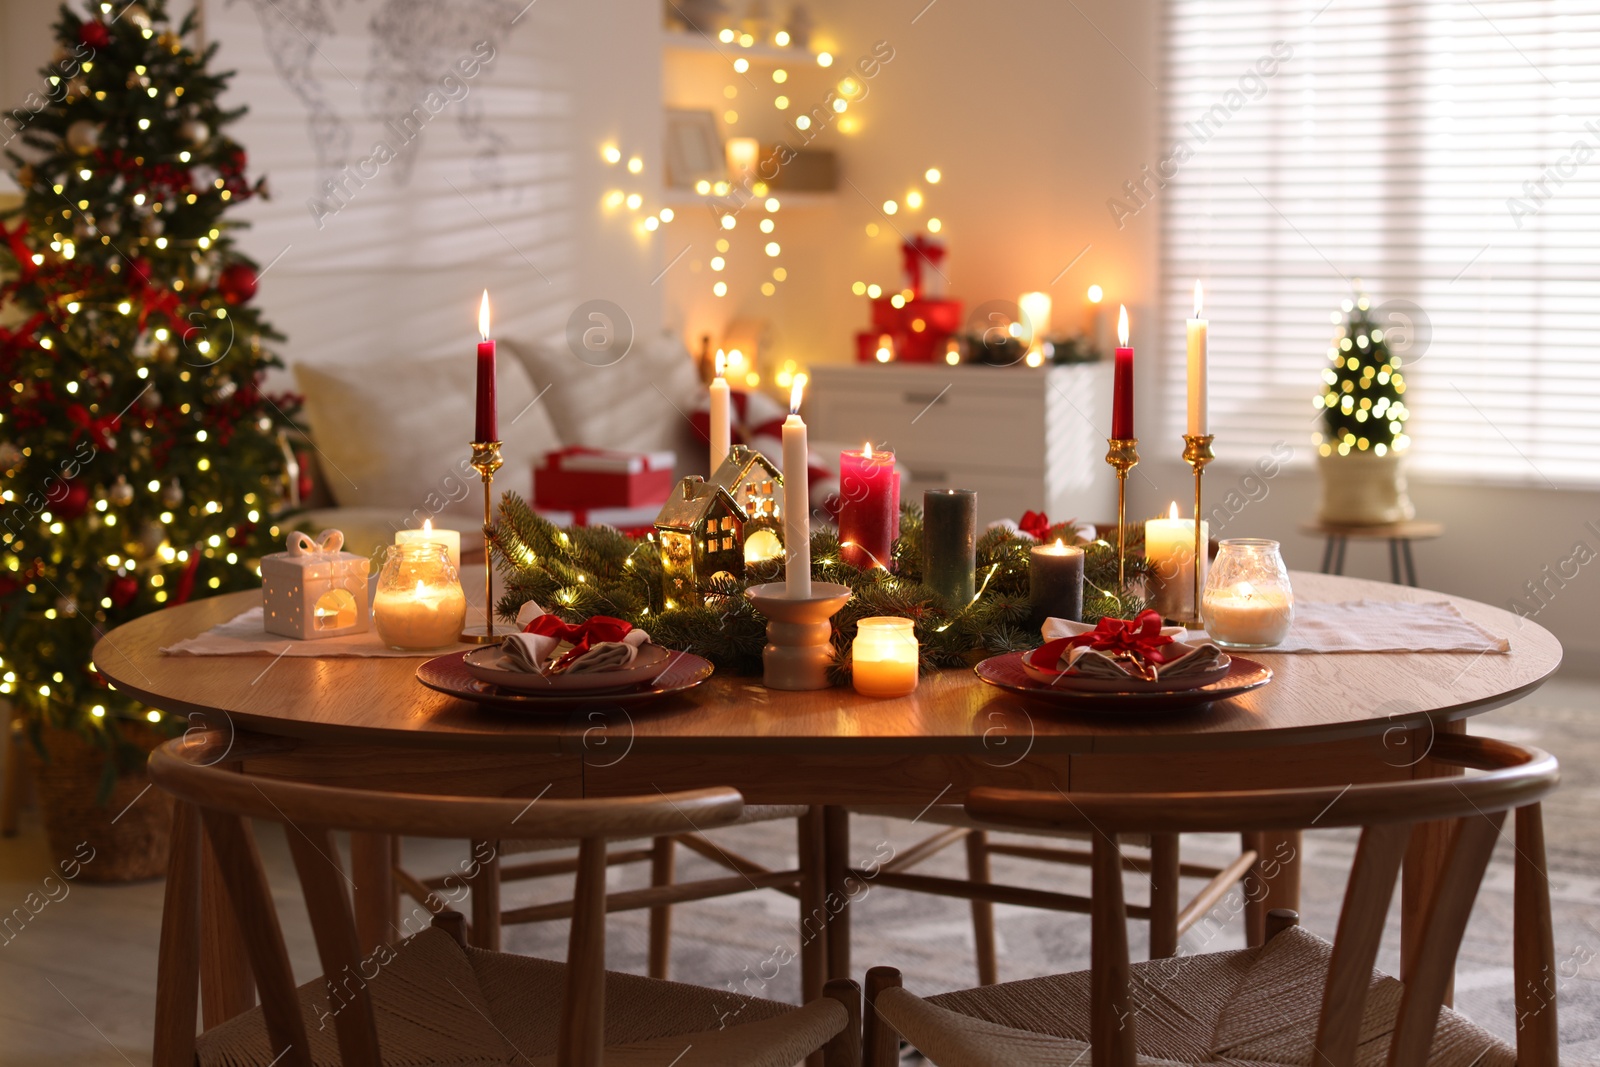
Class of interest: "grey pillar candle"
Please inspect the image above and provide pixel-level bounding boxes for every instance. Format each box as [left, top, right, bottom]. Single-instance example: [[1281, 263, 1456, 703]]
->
[[1029, 540, 1085, 629], [923, 489, 977, 608]]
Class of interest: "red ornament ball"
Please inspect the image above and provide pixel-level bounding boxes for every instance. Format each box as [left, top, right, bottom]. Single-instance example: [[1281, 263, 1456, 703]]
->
[[107, 572, 139, 608], [217, 262, 258, 305], [79, 20, 110, 49], [54, 481, 92, 521]]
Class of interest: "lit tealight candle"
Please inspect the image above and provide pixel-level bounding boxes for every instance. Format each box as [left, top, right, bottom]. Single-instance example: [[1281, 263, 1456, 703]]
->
[[851, 616, 919, 697], [395, 518, 461, 572], [1201, 580, 1293, 649]]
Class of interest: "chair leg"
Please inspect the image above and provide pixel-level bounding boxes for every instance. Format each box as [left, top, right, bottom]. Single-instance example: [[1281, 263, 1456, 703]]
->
[[824, 806, 852, 982], [799, 808, 828, 1006], [1265, 908, 1299, 941], [1241, 831, 1267, 947], [648, 835, 676, 980], [822, 978, 863, 1067], [1149, 833, 1180, 959], [864, 967, 903, 1067], [467, 840, 501, 950], [965, 830, 999, 985]]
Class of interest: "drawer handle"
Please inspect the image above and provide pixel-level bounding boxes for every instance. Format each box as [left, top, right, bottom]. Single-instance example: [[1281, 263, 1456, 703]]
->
[[903, 391, 949, 406]]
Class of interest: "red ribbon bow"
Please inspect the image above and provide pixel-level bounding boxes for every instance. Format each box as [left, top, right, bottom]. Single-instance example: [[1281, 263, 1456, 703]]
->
[[524, 614, 634, 672], [1036, 610, 1178, 672], [1018, 510, 1051, 541], [900, 234, 945, 300]]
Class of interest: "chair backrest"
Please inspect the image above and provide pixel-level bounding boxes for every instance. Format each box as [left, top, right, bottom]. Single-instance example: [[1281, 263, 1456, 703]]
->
[[148, 730, 746, 1067], [964, 733, 1560, 1067]]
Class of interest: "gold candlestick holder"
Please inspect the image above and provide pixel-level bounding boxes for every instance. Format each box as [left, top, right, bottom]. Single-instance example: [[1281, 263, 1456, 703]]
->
[[1181, 433, 1216, 626], [1104, 437, 1139, 588], [460, 439, 503, 644]]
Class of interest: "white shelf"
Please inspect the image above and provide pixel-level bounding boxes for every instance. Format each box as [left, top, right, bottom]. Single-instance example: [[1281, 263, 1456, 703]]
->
[[662, 30, 818, 65]]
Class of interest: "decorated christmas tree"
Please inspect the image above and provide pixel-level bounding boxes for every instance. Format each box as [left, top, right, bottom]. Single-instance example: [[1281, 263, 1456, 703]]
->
[[1315, 289, 1411, 458], [0, 1, 293, 760]]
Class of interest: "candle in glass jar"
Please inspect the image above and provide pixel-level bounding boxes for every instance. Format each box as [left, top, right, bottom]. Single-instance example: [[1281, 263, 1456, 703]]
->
[[1144, 502, 1208, 620], [851, 616, 919, 697], [395, 518, 461, 572], [838, 443, 898, 570], [1029, 538, 1085, 627], [1202, 580, 1293, 648], [374, 577, 468, 650], [924, 489, 977, 608]]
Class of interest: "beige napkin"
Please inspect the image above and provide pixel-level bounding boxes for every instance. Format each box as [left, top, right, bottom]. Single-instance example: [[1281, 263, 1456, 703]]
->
[[1189, 600, 1509, 654], [498, 629, 651, 675], [1039, 618, 1228, 681]]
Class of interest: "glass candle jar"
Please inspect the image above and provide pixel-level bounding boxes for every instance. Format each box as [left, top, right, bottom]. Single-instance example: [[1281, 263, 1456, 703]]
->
[[851, 616, 919, 697], [1200, 539, 1295, 650], [372, 542, 468, 651]]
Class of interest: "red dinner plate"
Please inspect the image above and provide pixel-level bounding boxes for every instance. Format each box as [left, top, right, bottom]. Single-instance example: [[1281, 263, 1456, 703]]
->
[[417, 648, 714, 712], [975, 650, 1271, 712]]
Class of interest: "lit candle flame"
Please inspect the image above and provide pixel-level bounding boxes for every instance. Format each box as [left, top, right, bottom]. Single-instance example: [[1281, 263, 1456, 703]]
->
[[1052, 537, 1065, 552], [1237, 580, 1257, 599], [478, 290, 491, 341], [1168, 501, 1180, 520], [1193, 280, 1204, 318], [789, 379, 805, 415], [413, 578, 426, 596], [863, 441, 873, 458], [1117, 304, 1129, 347], [422, 518, 433, 533], [715, 349, 726, 378]]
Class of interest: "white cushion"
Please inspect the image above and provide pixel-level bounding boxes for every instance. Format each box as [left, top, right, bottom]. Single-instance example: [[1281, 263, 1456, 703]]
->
[[293, 351, 562, 527], [500, 332, 702, 471]]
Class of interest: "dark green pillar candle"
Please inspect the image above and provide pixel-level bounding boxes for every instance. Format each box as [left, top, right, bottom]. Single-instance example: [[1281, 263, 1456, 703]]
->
[[923, 489, 977, 608], [1029, 541, 1085, 629]]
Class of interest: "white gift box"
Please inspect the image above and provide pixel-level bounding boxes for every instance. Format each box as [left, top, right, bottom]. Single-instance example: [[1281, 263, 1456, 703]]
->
[[261, 529, 372, 639]]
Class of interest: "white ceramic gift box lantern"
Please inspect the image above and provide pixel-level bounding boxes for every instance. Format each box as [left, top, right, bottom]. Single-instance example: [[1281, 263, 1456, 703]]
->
[[261, 529, 372, 639]]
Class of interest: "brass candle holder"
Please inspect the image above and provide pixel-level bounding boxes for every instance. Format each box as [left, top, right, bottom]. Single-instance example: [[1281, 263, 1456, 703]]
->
[[460, 439, 503, 644], [1104, 437, 1139, 587], [1181, 433, 1216, 626]]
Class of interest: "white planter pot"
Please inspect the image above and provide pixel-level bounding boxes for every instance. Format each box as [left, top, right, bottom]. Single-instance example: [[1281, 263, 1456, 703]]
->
[[1316, 450, 1415, 526]]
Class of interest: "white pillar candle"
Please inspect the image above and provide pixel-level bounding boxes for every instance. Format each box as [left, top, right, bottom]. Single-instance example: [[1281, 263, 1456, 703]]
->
[[1202, 580, 1293, 648], [1144, 501, 1208, 619], [709, 351, 731, 475], [1186, 281, 1208, 436], [395, 518, 461, 573], [851, 616, 919, 697], [782, 380, 811, 599]]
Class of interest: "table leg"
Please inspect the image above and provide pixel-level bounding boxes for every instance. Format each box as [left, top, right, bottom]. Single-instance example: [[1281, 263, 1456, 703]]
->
[[1403, 720, 1466, 1005], [1148, 833, 1180, 960], [1389, 539, 1404, 585], [1403, 539, 1420, 587], [1320, 537, 1336, 575], [798, 808, 828, 1005], [350, 832, 398, 953], [823, 805, 852, 982], [1333, 536, 1348, 575], [199, 821, 255, 1027], [1241, 830, 1301, 948]]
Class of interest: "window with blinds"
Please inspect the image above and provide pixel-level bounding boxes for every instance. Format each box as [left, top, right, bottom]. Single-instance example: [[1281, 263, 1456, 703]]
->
[[1159, 0, 1600, 486]]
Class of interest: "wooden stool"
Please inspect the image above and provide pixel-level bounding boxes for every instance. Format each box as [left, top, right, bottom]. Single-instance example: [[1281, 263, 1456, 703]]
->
[[1302, 519, 1442, 586]]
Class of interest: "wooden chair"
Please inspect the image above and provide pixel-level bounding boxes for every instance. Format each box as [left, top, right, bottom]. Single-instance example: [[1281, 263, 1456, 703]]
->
[[849, 806, 1261, 982], [148, 731, 861, 1067], [392, 805, 824, 993], [863, 733, 1560, 1067]]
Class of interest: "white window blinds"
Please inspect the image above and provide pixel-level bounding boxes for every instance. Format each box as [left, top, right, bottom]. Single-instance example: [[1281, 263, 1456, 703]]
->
[[1160, 0, 1600, 486]]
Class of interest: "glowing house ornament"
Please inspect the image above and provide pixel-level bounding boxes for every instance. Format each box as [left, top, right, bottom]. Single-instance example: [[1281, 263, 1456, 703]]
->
[[710, 443, 784, 536], [654, 477, 750, 607], [261, 529, 371, 639]]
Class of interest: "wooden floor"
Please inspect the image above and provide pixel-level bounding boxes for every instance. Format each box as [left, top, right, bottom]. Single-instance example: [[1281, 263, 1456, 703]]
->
[[2, 676, 1598, 1066]]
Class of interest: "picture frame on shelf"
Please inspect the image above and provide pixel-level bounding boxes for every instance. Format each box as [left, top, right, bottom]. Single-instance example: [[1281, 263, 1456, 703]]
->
[[664, 108, 724, 190]]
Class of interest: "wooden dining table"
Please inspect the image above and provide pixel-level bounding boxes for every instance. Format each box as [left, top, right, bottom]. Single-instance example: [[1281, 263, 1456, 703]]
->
[[94, 571, 1560, 1031]]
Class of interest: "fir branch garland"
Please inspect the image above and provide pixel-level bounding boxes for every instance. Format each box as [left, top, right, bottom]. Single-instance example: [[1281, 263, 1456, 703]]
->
[[491, 493, 1151, 682]]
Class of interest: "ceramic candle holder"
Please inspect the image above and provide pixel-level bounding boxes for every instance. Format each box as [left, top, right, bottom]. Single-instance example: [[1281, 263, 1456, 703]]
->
[[746, 581, 852, 691]]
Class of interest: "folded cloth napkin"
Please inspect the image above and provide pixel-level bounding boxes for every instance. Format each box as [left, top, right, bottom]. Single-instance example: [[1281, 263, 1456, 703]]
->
[[501, 603, 651, 675], [1037, 610, 1227, 682]]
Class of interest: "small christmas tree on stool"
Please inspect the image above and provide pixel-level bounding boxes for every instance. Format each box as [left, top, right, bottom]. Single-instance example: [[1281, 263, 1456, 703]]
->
[[0, 1, 294, 772], [1315, 287, 1411, 459]]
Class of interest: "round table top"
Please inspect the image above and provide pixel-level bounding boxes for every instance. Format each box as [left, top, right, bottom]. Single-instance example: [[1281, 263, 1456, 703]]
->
[[92, 572, 1560, 758]]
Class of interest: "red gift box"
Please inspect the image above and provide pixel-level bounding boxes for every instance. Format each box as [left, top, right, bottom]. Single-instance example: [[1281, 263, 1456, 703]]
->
[[857, 297, 964, 363], [534, 447, 676, 513]]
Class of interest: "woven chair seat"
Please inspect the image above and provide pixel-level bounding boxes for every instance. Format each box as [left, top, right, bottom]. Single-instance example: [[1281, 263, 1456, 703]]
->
[[197, 927, 844, 1067], [853, 805, 1152, 848], [876, 927, 1514, 1067], [499, 804, 810, 856]]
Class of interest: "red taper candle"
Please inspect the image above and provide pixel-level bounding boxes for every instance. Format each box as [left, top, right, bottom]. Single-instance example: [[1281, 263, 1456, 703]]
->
[[475, 289, 497, 441], [1111, 303, 1134, 439]]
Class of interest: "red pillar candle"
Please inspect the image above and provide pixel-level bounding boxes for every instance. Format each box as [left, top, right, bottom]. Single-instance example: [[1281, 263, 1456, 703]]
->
[[1111, 303, 1134, 439], [838, 443, 899, 570], [475, 289, 497, 442]]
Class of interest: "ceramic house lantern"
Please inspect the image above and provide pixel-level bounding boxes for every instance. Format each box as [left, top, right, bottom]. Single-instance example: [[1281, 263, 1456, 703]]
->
[[709, 444, 784, 558], [261, 529, 372, 638], [654, 476, 750, 608]]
